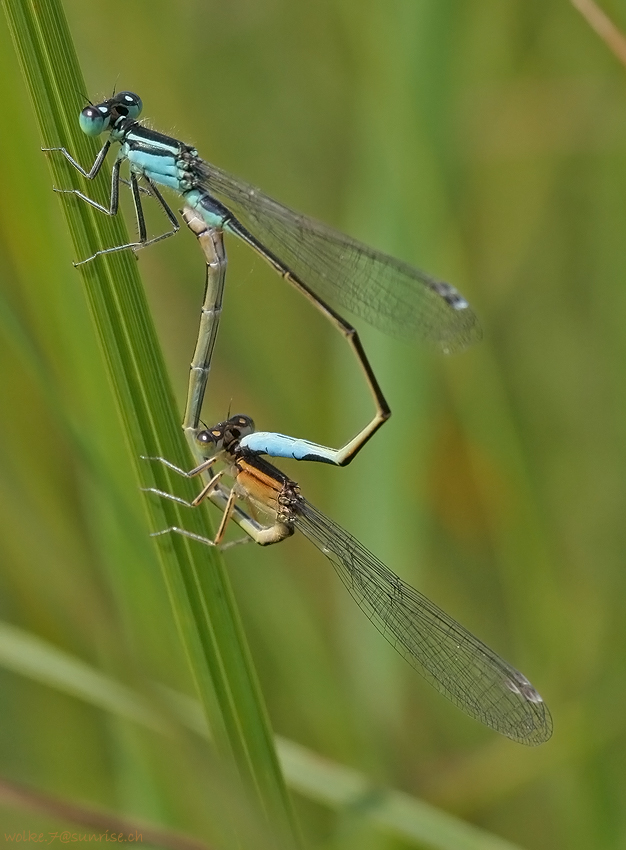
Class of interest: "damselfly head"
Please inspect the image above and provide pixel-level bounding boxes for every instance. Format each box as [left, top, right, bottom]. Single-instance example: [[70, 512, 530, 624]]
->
[[196, 415, 255, 457], [78, 92, 142, 137]]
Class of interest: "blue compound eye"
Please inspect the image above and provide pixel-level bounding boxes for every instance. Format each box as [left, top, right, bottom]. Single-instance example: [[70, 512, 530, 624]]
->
[[79, 104, 110, 136], [115, 91, 143, 120]]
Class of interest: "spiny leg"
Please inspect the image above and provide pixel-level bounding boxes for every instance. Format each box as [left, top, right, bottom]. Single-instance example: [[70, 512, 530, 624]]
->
[[73, 174, 180, 265], [45, 142, 180, 265], [141, 454, 283, 544]]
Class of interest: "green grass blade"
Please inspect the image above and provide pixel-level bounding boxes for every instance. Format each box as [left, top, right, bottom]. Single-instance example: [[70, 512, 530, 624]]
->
[[1, 0, 299, 842]]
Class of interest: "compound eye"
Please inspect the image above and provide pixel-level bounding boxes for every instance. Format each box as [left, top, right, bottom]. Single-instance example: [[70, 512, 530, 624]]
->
[[197, 427, 224, 455], [79, 104, 110, 136], [115, 91, 142, 120], [229, 415, 255, 438]]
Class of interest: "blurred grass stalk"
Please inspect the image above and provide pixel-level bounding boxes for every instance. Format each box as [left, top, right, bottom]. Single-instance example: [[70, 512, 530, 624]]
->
[[1, 0, 300, 844], [0, 619, 528, 850], [570, 0, 626, 67]]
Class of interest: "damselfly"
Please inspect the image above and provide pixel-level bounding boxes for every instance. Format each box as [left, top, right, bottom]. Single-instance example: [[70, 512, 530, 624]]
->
[[143, 414, 552, 745], [45, 91, 480, 465]]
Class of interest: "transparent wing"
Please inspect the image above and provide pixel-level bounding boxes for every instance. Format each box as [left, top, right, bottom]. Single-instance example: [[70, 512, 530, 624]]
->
[[195, 160, 481, 352], [294, 498, 552, 744]]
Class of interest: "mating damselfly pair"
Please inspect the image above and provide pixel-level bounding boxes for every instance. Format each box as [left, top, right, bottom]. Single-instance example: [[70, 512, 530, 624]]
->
[[46, 90, 552, 744]]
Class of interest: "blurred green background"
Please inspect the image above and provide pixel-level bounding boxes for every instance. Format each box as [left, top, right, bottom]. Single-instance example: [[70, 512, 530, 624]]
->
[[1, 0, 626, 847]]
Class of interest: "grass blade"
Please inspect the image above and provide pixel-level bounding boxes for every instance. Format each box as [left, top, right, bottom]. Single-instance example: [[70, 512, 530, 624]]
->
[[1, 0, 299, 842]]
